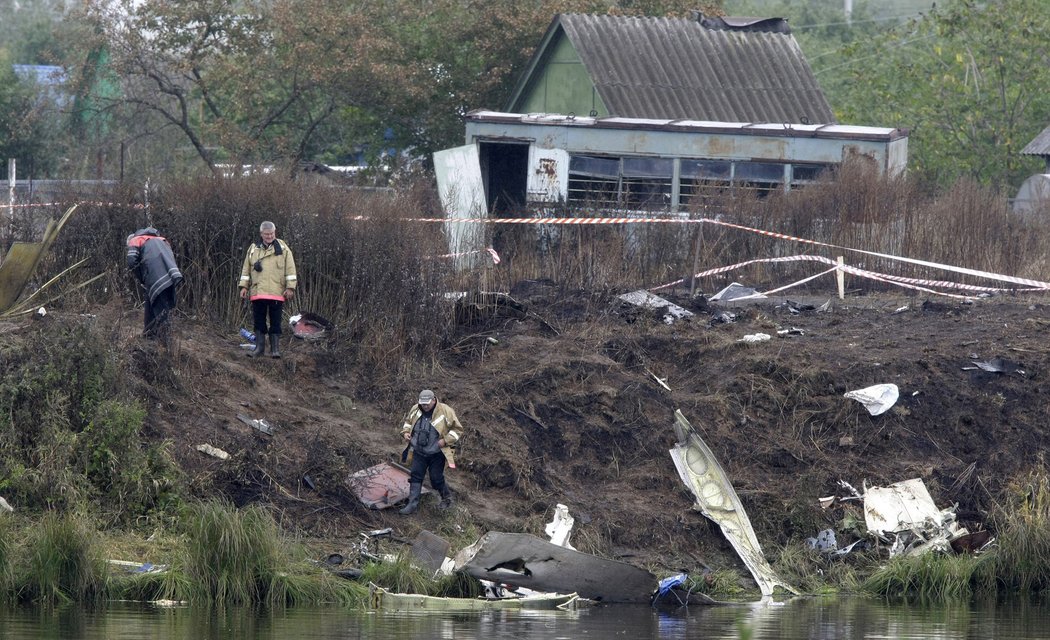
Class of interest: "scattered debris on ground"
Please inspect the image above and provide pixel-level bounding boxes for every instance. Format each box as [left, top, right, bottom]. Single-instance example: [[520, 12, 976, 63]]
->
[[84, 286, 1050, 598]]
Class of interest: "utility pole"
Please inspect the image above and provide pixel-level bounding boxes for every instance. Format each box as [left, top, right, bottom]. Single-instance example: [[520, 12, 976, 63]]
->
[[4, 158, 13, 259], [845, 0, 853, 25], [7, 159, 13, 210]]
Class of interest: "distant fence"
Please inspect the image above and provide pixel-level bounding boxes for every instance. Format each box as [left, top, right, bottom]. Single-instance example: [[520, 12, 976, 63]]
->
[[1, 180, 119, 203]]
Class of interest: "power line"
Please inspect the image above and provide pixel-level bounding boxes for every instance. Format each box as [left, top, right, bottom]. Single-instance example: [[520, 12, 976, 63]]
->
[[813, 33, 937, 75], [791, 13, 925, 31]]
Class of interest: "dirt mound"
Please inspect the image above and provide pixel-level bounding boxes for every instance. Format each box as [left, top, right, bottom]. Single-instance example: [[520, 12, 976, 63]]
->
[[125, 287, 1050, 576]]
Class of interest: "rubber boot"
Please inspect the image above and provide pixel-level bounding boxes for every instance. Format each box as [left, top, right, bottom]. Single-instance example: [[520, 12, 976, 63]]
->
[[247, 335, 265, 358], [269, 333, 281, 359], [438, 486, 454, 511], [399, 483, 422, 515]]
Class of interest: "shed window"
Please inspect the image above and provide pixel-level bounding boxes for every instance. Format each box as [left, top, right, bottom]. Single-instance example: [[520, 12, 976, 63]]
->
[[681, 159, 732, 180], [734, 161, 784, 197], [680, 160, 732, 206], [568, 155, 620, 206], [567, 155, 672, 209], [621, 157, 672, 207], [791, 163, 831, 184], [735, 162, 784, 183]]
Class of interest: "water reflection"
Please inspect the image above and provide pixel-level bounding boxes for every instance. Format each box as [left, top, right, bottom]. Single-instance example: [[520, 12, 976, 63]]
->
[[2, 596, 1050, 639]]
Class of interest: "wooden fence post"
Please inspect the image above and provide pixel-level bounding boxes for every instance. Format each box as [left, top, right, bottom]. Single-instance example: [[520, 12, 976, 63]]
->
[[837, 256, 845, 299]]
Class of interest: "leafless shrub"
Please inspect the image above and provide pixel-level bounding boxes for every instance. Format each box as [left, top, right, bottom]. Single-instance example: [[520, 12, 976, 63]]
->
[[25, 166, 1050, 369], [40, 175, 451, 375]]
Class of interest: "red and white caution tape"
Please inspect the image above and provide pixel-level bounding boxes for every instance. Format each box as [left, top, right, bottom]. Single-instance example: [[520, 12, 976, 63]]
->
[[434, 247, 501, 265], [651, 255, 833, 291], [732, 266, 841, 300], [652, 253, 1049, 301], [399, 214, 1050, 290], [0, 201, 147, 210], [0, 202, 63, 209], [698, 217, 1050, 290]]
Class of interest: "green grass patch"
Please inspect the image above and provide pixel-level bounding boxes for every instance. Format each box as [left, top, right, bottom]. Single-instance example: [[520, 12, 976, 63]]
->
[[16, 512, 109, 603], [977, 470, 1050, 594], [0, 318, 184, 521], [112, 500, 366, 606], [690, 568, 747, 598], [771, 539, 877, 595], [862, 552, 982, 601], [182, 500, 282, 604]]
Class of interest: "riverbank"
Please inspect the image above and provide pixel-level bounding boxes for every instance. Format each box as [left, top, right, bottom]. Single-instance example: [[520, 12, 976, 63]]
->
[[4, 285, 1050, 603]]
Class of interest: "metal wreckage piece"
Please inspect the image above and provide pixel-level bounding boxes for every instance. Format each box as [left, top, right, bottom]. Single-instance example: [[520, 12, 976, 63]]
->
[[862, 477, 973, 557], [0, 205, 99, 317], [454, 532, 657, 603], [345, 461, 432, 510], [369, 583, 585, 612], [669, 410, 798, 597]]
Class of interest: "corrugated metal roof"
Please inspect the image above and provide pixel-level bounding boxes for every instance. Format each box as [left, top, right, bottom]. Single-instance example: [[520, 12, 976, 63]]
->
[[1021, 125, 1050, 157], [551, 13, 835, 125]]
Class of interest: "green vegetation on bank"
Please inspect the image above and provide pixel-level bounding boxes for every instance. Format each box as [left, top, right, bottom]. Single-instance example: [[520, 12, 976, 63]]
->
[[2, 488, 1047, 606], [982, 472, 1050, 593], [863, 553, 984, 601], [0, 318, 180, 521], [0, 502, 484, 606], [122, 501, 365, 607]]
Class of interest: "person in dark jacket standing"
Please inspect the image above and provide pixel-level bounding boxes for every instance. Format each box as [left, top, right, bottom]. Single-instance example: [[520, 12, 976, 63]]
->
[[398, 389, 465, 514], [126, 227, 183, 340], [239, 221, 297, 358]]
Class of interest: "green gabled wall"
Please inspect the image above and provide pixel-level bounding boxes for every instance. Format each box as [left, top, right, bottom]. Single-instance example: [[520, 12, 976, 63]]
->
[[513, 31, 608, 117]]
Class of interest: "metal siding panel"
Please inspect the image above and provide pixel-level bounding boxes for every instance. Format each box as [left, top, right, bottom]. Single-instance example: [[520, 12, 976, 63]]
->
[[433, 144, 486, 267], [888, 138, 909, 176], [464, 116, 904, 170], [527, 147, 570, 202]]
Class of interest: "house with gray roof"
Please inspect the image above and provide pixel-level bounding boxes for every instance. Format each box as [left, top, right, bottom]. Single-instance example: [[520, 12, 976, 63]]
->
[[506, 12, 835, 125], [433, 12, 908, 263]]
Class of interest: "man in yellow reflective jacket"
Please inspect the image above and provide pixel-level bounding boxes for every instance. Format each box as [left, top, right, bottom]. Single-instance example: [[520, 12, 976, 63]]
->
[[239, 221, 297, 358], [398, 389, 464, 514]]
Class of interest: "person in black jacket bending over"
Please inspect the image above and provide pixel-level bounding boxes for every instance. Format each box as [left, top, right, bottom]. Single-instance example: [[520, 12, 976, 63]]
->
[[126, 227, 184, 341]]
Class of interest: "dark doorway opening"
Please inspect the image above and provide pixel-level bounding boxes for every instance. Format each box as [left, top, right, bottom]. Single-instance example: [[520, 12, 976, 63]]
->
[[479, 142, 528, 216]]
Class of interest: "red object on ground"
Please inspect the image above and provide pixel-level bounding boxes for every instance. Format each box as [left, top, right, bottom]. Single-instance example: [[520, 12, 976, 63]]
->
[[291, 312, 333, 340], [346, 462, 430, 510]]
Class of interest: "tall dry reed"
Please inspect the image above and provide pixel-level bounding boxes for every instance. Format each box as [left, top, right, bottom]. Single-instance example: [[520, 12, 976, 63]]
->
[[18, 512, 109, 603], [21, 167, 1050, 373], [977, 470, 1050, 593], [154, 500, 355, 606]]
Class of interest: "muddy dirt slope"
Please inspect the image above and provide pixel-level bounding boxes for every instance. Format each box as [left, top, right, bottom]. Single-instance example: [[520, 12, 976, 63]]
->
[[118, 286, 1050, 579]]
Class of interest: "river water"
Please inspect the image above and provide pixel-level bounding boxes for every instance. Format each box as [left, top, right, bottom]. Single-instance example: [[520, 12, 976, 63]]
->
[[1, 596, 1049, 639]]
